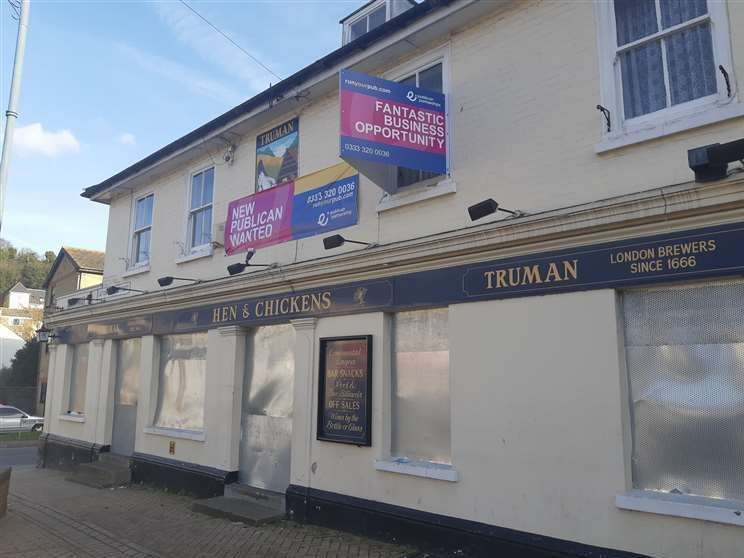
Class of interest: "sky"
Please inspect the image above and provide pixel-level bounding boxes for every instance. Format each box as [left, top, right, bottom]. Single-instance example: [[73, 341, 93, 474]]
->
[[0, 0, 360, 255]]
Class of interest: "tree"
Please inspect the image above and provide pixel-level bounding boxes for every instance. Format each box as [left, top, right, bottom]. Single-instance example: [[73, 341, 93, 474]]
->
[[0, 339, 39, 387], [0, 239, 54, 294]]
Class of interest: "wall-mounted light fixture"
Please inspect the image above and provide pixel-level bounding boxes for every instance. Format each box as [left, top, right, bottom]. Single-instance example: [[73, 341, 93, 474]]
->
[[106, 286, 146, 296], [157, 276, 201, 287], [467, 199, 526, 221], [227, 250, 277, 276], [322, 234, 376, 250], [36, 326, 56, 343], [688, 138, 744, 182]]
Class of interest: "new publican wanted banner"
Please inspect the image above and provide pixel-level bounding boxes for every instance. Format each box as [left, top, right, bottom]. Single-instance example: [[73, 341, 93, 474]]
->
[[339, 69, 446, 174], [225, 163, 359, 256]]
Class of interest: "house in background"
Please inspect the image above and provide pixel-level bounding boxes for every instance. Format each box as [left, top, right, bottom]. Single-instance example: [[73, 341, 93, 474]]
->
[[36, 247, 104, 415], [0, 282, 45, 310], [0, 282, 45, 341], [42, 247, 105, 307]]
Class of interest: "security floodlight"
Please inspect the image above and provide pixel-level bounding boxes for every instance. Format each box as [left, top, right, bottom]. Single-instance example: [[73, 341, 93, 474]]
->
[[322, 234, 375, 250], [158, 276, 200, 287], [68, 292, 94, 306], [688, 138, 744, 182], [468, 199, 525, 221], [226, 250, 274, 276], [106, 286, 145, 295]]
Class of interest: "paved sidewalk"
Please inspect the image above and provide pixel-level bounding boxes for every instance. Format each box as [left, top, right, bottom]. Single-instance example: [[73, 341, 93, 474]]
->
[[1, 468, 419, 558]]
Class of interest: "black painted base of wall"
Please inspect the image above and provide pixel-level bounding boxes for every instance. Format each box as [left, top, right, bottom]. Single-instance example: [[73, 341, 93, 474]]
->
[[286, 485, 650, 558], [130, 453, 238, 499], [38, 433, 109, 471]]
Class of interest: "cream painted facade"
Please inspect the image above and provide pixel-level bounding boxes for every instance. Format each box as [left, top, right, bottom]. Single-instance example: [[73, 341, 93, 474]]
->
[[42, 2, 744, 557]]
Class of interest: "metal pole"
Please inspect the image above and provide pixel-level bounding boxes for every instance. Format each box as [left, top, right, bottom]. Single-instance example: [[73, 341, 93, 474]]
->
[[0, 0, 30, 234]]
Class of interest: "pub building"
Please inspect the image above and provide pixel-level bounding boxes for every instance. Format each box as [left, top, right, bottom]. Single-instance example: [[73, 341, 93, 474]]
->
[[39, 1, 744, 557]]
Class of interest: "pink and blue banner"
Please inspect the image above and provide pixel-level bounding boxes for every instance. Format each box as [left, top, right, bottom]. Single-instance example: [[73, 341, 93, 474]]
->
[[339, 69, 446, 174], [225, 163, 359, 256]]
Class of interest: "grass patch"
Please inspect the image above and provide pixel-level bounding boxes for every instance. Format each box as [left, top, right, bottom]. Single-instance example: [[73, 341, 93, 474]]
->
[[0, 430, 41, 441]]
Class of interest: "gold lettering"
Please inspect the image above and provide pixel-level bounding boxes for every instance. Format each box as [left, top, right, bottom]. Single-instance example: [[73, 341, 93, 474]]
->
[[290, 296, 300, 313], [212, 308, 221, 323], [280, 297, 290, 314], [563, 259, 578, 281], [311, 293, 322, 311], [255, 301, 264, 317], [301, 295, 311, 312], [495, 269, 507, 288], [242, 304, 251, 319], [545, 262, 562, 282], [321, 291, 332, 309], [522, 265, 543, 285], [484, 271, 495, 289], [508, 267, 520, 287]]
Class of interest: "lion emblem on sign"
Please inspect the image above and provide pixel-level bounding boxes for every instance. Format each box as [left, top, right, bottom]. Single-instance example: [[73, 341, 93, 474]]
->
[[354, 287, 368, 306]]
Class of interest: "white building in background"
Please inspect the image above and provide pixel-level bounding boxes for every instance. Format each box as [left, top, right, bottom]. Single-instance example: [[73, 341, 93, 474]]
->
[[1, 282, 44, 310], [40, 1, 744, 557], [0, 324, 25, 369]]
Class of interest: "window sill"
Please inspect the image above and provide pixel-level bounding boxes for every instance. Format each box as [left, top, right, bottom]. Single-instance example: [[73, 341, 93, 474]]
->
[[122, 264, 150, 278], [596, 102, 744, 154], [143, 426, 205, 442], [175, 248, 213, 265], [377, 178, 456, 212], [616, 490, 744, 527], [374, 458, 459, 482], [58, 414, 85, 423]]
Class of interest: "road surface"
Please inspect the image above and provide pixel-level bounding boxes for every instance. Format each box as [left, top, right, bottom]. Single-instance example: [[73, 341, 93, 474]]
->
[[0, 445, 37, 468]]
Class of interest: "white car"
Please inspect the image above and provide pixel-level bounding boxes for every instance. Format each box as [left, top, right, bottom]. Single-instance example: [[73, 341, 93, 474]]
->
[[0, 405, 44, 432]]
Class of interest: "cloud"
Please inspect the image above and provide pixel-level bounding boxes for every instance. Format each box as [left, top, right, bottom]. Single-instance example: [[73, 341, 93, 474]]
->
[[119, 132, 136, 145], [151, 2, 275, 95], [14, 123, 80, 157], [117, 43, 241, 106]]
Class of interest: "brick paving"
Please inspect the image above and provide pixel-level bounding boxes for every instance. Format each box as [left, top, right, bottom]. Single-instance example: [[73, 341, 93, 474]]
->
[[1, 468, 420, 558]]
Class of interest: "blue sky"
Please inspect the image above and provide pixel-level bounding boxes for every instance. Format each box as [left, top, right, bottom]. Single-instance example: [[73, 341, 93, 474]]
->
[[0, 0, 359, 255]]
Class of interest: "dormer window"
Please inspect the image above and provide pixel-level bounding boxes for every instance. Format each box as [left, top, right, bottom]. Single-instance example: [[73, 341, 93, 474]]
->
[[351, 4, 386, 40], [342, 0, 415, 45]]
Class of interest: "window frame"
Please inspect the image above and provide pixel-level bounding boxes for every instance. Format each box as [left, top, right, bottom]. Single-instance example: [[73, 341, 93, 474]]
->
[[67, 342, 89, 415], [129, 192, 154, 269], [182, 165, 215, 258], [594, 0, 742, 153], [150, 332, 208, 434], [615, 280, 744, 525], [343, 0, 389, 44], [377, 44, 455, 211]]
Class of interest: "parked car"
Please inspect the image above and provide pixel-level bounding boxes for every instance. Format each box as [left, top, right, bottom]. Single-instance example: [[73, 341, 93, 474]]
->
[[0, 405, 44, 432]]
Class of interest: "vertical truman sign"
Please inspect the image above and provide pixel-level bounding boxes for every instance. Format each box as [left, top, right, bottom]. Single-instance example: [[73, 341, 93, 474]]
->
[[339, 69, 446, 175]]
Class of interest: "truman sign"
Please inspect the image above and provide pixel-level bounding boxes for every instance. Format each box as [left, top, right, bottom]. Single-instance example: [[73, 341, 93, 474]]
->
[[339, 69, 446, 187]]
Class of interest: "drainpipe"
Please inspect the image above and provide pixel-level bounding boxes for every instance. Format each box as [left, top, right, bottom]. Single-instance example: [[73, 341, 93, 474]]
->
[[0, 0, 30, 234]]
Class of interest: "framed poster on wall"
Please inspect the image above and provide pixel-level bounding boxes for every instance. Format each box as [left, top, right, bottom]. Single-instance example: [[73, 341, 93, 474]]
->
[[317, 335, 372, 446]]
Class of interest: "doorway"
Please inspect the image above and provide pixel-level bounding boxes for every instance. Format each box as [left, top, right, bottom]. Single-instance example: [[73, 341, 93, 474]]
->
[[111, 338, 141, 456], [239, 324, 295, 492]]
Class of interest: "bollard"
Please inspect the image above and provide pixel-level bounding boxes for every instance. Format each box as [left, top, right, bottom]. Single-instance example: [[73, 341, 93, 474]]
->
[[0, 468, 10, 517]]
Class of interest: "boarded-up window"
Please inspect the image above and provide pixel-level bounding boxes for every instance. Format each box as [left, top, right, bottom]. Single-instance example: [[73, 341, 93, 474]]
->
[[68, 343, 89, 414], [623, 281, 744, 500], [392, 308, 451, 463], [154, 333, 207, 431]]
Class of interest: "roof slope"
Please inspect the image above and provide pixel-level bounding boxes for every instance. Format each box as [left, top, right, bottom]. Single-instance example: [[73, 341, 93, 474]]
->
[[42, 247, 105, 289], [64, 247, 105, 273]]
